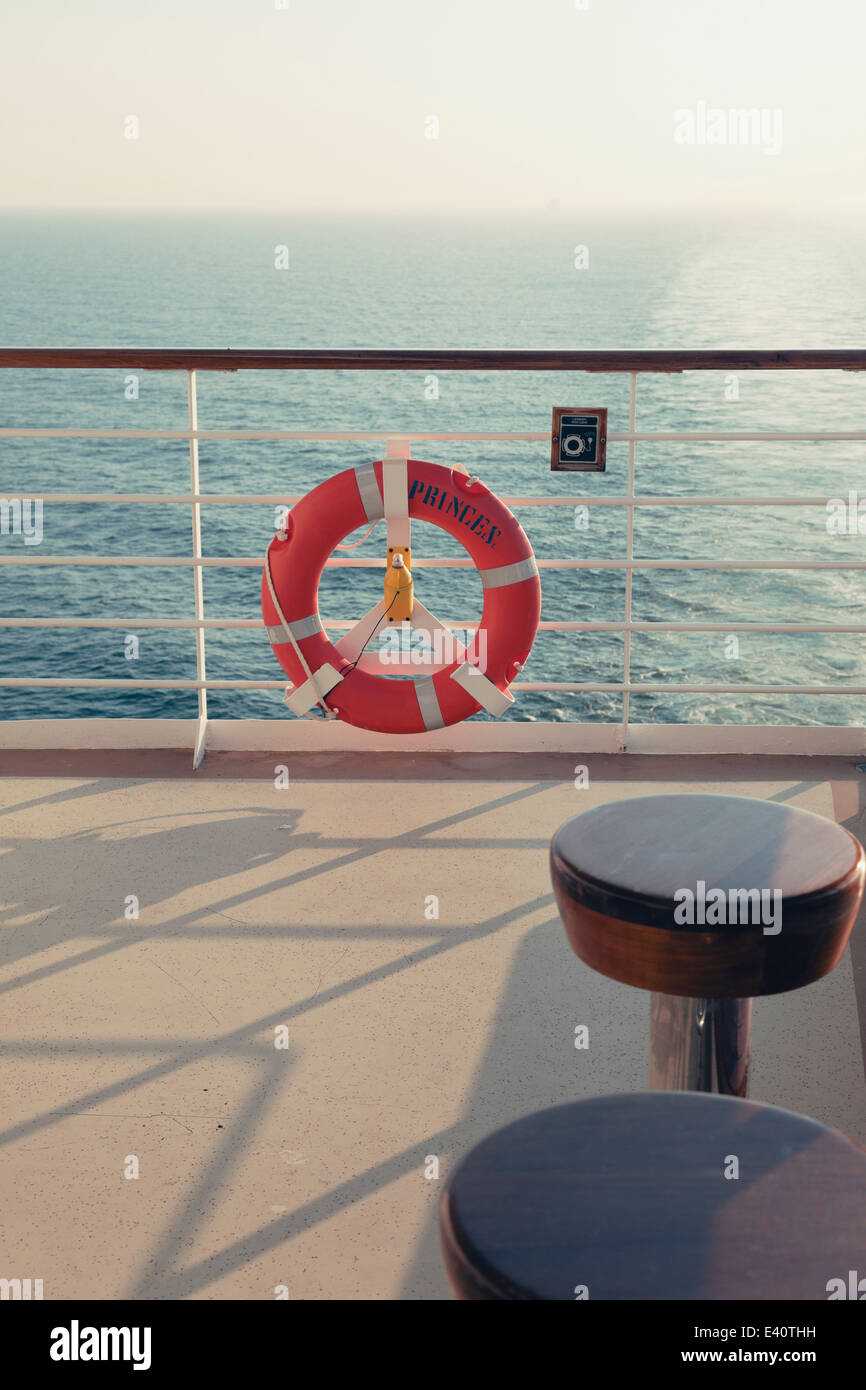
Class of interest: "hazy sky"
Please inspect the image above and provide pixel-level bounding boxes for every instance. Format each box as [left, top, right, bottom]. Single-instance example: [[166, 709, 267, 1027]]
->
[[1, 0, 863, 210]]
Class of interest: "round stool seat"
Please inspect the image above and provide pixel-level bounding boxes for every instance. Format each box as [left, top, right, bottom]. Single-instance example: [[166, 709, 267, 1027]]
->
[[550, 793, 864, 996], [440, 1092, 866, 1300]]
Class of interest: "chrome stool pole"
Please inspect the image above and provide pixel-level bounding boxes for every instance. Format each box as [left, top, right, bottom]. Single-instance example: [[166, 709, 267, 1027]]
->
[[649, 993, 752, 1096]]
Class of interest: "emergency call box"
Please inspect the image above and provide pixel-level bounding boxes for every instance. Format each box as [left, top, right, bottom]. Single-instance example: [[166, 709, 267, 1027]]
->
[[551, 407, 607, 471]]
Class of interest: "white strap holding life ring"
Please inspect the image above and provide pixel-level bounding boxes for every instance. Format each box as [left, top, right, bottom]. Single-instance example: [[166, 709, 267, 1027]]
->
[[382, 455, 410, 549], [265, 547, 342, 718], [451, 662, 515, 716], [283, 662, 344, 717]]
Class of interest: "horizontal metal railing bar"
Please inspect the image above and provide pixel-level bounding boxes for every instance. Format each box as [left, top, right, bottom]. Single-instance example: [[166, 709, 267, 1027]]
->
[[1, 617, 865, 635], [3, 555, 865, 571], [507, 495, 858, 506], [5, 493, 855, 508], [1, 429, 548, 441], [1, 348, 865, 372], [2, 428, 866, 443], [522, 683, 866, 694], [5, 493, 313, 505], [1, 677, 864, 695]]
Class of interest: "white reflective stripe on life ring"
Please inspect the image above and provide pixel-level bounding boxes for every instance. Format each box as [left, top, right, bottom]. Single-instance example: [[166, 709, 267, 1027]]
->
[[354, 462, 384, 521], [266, 613, 324, 645], [478, 556, 539, 589], [414, 676, 445, 731]]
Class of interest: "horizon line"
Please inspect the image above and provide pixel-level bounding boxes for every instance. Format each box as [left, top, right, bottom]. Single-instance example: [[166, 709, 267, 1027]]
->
[[1, 201, 865, 217]]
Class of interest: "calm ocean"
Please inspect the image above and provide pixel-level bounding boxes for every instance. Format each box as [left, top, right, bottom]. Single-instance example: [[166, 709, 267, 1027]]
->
[[1, 208, 865, 726]]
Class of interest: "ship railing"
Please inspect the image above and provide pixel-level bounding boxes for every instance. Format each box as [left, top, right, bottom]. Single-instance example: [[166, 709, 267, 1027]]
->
[[1, 349, 865, 765]]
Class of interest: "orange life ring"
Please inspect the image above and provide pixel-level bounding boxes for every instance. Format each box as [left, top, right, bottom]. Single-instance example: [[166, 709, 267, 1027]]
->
[[262, 458, 541, 734]]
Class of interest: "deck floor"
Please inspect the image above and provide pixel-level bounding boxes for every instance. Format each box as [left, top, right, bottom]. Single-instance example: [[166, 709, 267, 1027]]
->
[[1, 751, 865, 1300]]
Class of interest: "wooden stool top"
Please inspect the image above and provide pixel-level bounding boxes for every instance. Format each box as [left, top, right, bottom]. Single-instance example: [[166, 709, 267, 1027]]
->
[[440, 1092, 866, 1301], [550, 793, 864, 996]]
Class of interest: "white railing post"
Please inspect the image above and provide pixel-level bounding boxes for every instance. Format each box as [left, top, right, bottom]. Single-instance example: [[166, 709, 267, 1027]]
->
[[620, 372, 637, 750], [187, 371, 208, 768], [385, 437, 413, 458]]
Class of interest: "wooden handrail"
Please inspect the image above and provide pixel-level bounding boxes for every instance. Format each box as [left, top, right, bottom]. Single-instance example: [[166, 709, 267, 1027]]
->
[[0, 348, 865, 371]]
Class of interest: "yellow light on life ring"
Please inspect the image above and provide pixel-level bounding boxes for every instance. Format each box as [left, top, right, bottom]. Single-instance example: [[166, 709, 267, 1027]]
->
[[385, 546, 413, 622]]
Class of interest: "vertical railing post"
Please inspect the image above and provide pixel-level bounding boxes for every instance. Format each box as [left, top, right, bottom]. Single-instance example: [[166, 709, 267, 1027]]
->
[[187, 370, 208, 769], [385, 436, 413, 458], [620, 372, 637, 749]]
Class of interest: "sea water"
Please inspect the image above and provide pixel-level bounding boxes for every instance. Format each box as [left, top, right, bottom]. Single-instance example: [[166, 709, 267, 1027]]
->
[[1, 207, 865, 725]]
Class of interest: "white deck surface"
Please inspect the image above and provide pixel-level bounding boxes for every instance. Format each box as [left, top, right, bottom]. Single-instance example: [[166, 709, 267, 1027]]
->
[[1, 752, 864, 1300]]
